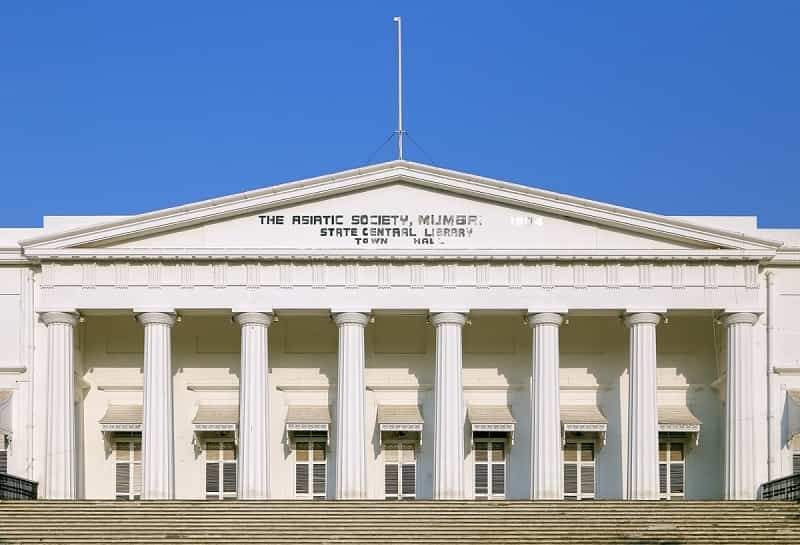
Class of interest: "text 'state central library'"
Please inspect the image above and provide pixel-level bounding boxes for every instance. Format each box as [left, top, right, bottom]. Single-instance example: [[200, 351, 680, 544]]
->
[[1, 161, 800, 502]]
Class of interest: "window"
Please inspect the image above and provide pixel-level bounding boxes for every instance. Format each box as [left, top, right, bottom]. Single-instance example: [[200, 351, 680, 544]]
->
[[793, 452, 800, 475], [295, 433, 326, 499], [563, 440, 595, 500], [474, 434, 506, 500], [114, 435, 141, 500], [0, 434, 8, 474], [659, 441, 685, 500], [384, 441, 416, 500], [206, 440, 237, 499]]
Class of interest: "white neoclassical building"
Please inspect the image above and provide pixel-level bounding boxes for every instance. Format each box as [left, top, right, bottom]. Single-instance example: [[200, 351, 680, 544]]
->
[[1, 161, 799, 501]]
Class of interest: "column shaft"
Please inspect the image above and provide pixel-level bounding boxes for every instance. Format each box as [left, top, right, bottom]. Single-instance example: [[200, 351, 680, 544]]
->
[[723, 312, 759, 499], [236, 312, 273, 499], [138, 312, 176, 500], [431, 312, 467, 500], [625, 312, 661, 500], [333, 312, 369, 499], [529, 313, 564, 500], [41, 311, 78, 499]]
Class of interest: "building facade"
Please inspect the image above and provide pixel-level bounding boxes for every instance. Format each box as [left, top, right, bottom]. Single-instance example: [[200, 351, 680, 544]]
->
[[1, 161, 799, 501]]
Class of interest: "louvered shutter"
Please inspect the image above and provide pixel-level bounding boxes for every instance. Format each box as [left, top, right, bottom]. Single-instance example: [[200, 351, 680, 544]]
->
[[206, 462, 220, 495], [401, 464, 416, 498], [313, 463, 326, 497], [474, 441, 489, 498], [669, 463, 684, 495], [295, 464, 309, 495], [115, 463, 130, 497], [223, 463, 237, 494], [0, 449, 7, 474], [491, 463, 505, 496], [580, 465, 595, 496], [132, 463, 142, 499], [385, 464, 399, 498], [564, 463, 578, 496], [659, 464, 667, 495], [793, 453, 800, 475]]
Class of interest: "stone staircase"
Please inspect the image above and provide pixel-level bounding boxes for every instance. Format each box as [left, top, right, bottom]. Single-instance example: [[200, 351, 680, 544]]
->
[[0, 501, 798, 544]]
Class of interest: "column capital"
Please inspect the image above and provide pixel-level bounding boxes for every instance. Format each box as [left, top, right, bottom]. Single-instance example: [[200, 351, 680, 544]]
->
[[136, 311, 176, 327], [624, 312, 662, 327], [332, 312, 370, 327], [39, 310, 79, 327], [720, 312, 760, 326], [527, 312, 564, 327], [235, 312, 274, 327], [429, 312, 468, 327]]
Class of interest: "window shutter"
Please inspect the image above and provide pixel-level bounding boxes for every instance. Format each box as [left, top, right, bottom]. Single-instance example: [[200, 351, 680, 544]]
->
[[206, 462, 220, 494], [132, 463, 142, 498], [580, 465, 595, 496], [659, 464, 667, 495], [0, 449, 7, 474], [295, 464, 309, 495], [385, 464, 399, 498], [313, 463, 326, 496], [115, 463, 130, 496], [669, 464, 684, 495], [474, 464, 488, 497], [223, 462, 237, 494], [491, 463, 505, 496], [401, 464, 416, 498], [793, 453, 800, 475], [564, 463, 577, 495]]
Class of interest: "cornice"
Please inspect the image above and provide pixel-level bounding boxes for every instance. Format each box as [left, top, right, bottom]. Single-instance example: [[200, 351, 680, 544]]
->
[[24, 248, 775, 261], [19, 161, 782, 253]]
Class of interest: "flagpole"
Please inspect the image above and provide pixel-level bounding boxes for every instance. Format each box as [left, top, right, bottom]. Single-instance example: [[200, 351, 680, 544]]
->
[[393, 16, 403, 160]]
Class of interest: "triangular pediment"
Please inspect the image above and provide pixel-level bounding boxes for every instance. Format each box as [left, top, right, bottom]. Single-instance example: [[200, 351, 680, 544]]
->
[[21, 161, 781, 257]]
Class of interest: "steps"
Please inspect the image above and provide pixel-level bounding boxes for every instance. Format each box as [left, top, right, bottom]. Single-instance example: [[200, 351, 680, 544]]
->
[[0, 501, 798, 544]]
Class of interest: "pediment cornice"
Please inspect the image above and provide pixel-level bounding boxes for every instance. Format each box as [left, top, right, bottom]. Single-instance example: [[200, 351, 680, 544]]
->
[[20, 161, 783, 255]]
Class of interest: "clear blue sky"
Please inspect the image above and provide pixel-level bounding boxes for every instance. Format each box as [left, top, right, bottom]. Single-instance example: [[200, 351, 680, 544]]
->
[[2, 1, 799, 227]]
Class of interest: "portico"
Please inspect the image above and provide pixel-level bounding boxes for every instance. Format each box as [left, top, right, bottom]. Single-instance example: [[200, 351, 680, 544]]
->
[[3, 161, 796, 502]]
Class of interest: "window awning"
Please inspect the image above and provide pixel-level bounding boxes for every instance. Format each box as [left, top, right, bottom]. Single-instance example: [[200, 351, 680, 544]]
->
[[0, 391, 12, 437], [561, 404, 608, 433], [377, 405, 423, 432], [658, 405, 701, 433], [192, 404, 238, 432], [99, 405, 142, 432], [468, 405, 515, 434], [286, 405, 331, 433]]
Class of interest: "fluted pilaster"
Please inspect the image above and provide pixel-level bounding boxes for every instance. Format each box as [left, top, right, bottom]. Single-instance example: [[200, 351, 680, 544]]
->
[[41, 311, 78, 499], [529, 312, 564, 500], [235, 312, 273, 499], [625, 312, 661, 500], [431, 311, 467, 500], [333, 311, 370, 499], [137, 311, 176, 500], [722, 312, 759, 499]]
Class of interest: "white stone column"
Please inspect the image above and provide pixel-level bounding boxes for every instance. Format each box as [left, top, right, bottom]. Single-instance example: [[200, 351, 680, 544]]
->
[[235, 311, 273, 499], [624, 312, 661, 500], [528, 312, 564, 500], [722, 312, 759, 499], [137, 311, 176, 500], [41, 311, 79, 499], [333, 311, 370, 499], [431, 311, 467, 500]]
